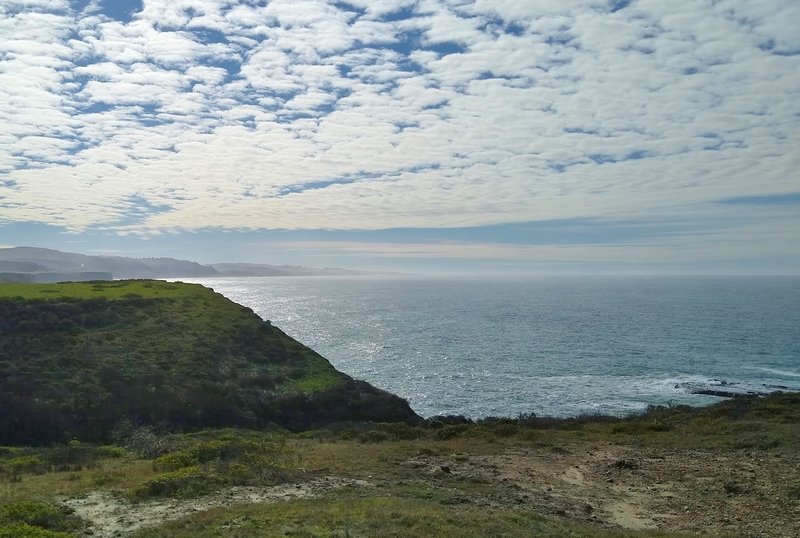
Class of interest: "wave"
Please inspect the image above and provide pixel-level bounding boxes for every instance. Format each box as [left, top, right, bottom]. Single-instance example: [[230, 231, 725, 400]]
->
[[751, 366, 800, 378]]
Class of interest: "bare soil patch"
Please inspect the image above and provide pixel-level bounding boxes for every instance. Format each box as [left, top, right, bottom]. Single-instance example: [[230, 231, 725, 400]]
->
[[62, 476, 369, 537], [399, 444, 800, 537]]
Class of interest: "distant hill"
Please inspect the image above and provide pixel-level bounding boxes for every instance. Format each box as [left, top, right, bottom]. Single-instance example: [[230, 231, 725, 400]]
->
[[0, 247, 218, 279], [0, 280, 419, 444], [0, 260, 50, 272], [0, 247, 365, 281], [211, 263, 363, 277]]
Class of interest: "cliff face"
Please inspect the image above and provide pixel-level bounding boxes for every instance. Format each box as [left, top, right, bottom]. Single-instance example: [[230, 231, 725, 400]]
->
[[0, 280, 420, 444]]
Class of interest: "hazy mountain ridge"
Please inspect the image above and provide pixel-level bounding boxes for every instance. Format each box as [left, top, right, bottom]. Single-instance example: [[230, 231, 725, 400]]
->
[[0, 247, 364, 280], [210, 262, 363, 277]]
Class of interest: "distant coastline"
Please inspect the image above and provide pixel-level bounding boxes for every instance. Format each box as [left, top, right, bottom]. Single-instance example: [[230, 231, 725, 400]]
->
[[0, 246, 370, 282]]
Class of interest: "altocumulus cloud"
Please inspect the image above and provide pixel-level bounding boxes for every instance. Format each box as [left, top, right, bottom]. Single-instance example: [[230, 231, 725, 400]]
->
[[0, 0, 798, 247]]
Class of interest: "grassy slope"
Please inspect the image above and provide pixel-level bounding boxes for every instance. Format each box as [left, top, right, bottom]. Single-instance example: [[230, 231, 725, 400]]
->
[[0, 280, 418, 444]]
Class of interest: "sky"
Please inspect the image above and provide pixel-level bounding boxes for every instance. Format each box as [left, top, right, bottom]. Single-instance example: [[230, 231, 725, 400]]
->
[[0, 0, 799, 275]]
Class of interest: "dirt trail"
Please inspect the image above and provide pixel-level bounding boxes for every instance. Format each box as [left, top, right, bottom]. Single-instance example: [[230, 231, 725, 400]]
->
[[62, 476, 369, 537], [400, 444, 800, 536]]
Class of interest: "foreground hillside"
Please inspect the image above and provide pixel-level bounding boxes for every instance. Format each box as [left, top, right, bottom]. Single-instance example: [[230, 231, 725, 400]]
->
[[0, 394, 798, 537], [0, 280, 418, 444]]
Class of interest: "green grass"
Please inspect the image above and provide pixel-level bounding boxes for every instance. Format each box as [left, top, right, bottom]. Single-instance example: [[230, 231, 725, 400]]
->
[[0, 280, 205, 300], [130, 496, 683, 538]]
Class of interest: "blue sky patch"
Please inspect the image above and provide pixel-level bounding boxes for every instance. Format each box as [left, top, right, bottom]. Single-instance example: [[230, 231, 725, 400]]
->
[[100, 0, 141, 23], [717, 193, 800, 206]]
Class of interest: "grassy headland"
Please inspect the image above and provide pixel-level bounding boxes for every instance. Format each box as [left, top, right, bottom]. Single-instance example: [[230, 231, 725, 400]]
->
[[0, 280, 418, 445]]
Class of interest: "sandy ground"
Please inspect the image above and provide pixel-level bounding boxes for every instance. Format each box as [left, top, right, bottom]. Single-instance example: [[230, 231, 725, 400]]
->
[[62, 477, 369, 537]]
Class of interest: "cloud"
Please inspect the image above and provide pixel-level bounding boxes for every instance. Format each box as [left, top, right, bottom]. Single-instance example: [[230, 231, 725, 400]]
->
[[275, 210, 800, 265], [0, 0, 797, 268]]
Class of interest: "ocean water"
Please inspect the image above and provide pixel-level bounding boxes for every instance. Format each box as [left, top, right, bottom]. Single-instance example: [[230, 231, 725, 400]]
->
[[181, 276, 800, 419]]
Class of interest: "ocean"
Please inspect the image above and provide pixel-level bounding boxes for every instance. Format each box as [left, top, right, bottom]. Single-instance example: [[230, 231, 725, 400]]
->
[[181, 276, 800, 419]]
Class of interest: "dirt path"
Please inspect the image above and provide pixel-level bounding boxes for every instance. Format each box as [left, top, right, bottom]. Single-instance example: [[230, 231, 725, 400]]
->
[[62, 476, 369, 537], [399, 444, 800, 537]]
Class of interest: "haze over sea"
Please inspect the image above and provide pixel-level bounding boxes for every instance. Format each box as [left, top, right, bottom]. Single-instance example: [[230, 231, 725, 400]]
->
[[184, 276, 800, 419]]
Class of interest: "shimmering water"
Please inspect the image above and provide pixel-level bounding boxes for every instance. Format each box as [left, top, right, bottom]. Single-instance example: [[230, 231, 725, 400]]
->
[[182, 276, 800, 418]]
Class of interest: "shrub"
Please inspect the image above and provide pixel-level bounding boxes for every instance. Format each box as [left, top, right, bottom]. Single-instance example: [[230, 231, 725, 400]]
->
[[142, 437, 293, 497], [434, 424, 469, 440], [40, 445, 107, 472], [98, 446, 127, 458], [134, 466, 225, 498], [380, 422, 422, 440], [113, 423, 186, 458], [5, 456, 45, 474], [478, 417, 520, 437], [154, 438, 284, 471], [358, 430, 392, 443], [0, 501, 83, 535]]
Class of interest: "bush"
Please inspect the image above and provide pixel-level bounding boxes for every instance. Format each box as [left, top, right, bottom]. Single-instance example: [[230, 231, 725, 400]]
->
[[98, 445, 127, 458], [154, 438, 285, 472], [4, 456, 45, 474], [139, 437, 293, 498], [358, 430, 392, 443], [477, 417, 520, 437], [0, 501, 83, 535], [113, 423, 186, 458], [434, 424, 469, 440], [40, 445, 106, 472], [134, 466, 225, 498]]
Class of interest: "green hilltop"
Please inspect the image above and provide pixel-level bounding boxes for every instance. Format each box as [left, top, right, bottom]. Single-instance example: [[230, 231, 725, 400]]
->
[[0, 280, 419, 444]]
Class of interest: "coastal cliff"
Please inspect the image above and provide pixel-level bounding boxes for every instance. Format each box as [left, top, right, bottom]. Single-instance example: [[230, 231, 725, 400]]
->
[[0, 280, 419, 444]]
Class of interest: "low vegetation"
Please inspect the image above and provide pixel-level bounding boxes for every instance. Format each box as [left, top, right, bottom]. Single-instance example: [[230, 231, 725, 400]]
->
[[0, 393, 797, 536], [0, 501, 83, 538]]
